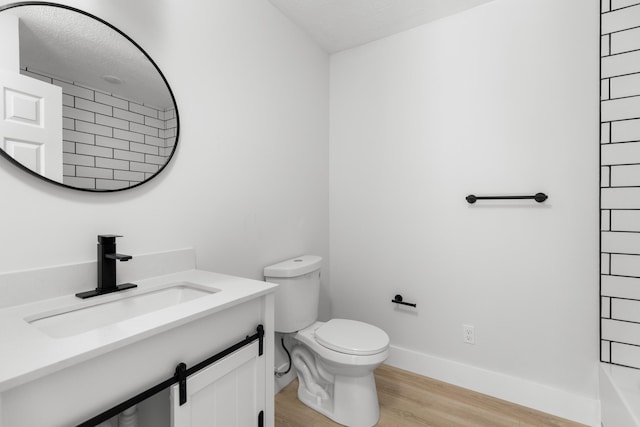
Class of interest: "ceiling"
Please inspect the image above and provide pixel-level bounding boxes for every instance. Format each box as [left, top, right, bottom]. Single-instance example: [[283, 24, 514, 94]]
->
[[268, 0, 496, 53], [6, 5, 173, 109]]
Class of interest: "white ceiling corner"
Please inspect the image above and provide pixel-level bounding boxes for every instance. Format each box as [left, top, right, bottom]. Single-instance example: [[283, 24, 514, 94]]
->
[[268, 0, 497, 53]]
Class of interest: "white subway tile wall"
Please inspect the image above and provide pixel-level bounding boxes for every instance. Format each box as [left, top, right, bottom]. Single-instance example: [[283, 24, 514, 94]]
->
[[601, 0, 640, 371], [20, 68, 177, 190]]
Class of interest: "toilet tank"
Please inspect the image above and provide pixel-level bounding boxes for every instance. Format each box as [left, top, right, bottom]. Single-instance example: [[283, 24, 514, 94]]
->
[[264, 255, 322, 333]]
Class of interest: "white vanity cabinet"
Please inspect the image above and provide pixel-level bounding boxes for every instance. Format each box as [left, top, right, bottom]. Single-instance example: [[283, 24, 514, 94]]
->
[[0, 268, 276, 427]]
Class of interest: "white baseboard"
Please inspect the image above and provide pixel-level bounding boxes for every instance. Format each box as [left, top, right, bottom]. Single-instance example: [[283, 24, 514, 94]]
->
[[274, 369, 297, 394], [386, 344, 600, 427]]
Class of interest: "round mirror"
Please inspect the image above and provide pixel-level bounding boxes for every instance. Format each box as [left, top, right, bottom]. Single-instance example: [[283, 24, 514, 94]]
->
[[0, 2, 179, 191]]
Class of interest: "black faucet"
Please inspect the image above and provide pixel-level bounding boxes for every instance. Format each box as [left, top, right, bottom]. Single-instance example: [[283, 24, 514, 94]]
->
[[76, 235, 137, 299]]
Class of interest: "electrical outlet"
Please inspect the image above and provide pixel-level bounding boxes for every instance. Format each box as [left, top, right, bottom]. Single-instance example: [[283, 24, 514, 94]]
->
[[463, 324, 475, 344]]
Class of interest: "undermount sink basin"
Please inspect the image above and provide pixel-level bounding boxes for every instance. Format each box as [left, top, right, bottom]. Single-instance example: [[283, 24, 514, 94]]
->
[[25, 282, 218, 338]]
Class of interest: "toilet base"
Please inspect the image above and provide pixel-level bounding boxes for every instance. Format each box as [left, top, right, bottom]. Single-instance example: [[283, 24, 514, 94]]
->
[[297, 371, 380, 427]]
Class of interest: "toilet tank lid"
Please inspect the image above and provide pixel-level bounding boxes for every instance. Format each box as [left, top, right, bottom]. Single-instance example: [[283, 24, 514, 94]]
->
[[264, 255, 322, 278]]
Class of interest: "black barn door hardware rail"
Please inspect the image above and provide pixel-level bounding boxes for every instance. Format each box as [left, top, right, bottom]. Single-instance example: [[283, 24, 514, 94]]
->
[[465, 192, 548, 204], [77, 324, 264, 427], [392, 294, 417, 307]]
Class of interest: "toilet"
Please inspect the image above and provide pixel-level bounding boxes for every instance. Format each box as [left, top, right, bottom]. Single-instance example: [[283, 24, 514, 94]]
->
[[264, 255, 389, 427]]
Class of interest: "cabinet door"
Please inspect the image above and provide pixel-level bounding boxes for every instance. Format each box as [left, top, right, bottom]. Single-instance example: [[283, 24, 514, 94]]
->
[[170, 341, 265, 427]]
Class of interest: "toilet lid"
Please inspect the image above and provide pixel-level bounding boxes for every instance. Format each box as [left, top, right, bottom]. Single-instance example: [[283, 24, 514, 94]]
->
[[314, 319, 389, 356]]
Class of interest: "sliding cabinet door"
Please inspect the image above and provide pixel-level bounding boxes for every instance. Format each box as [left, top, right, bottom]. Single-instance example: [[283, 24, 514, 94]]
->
[[170, 342, 265, 427]]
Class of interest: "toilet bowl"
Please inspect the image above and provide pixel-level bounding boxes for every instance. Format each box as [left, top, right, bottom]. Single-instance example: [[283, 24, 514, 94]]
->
[[292, 320, 389, 427], [264, 254, 389, 427]]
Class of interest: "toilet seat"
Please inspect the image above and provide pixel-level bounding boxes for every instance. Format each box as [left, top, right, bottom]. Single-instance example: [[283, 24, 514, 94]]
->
[[314, 319, 389, 356]]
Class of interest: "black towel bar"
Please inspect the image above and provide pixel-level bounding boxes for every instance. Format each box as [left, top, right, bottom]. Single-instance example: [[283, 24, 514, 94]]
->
[[466, 193, 548, 204]]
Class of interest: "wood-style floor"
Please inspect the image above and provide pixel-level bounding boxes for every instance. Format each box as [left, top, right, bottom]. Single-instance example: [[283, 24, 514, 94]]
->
[[275, 364, 587, 427]]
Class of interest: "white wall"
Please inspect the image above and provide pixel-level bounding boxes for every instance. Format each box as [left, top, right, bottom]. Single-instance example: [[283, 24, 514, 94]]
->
[[0, 0, 330, 311], [329, 0, 600, 423]]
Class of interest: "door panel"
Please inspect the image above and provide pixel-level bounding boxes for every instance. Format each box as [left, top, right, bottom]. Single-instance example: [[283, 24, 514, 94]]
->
[[170, 342, 265, 427], [0, 69, 62, 181]]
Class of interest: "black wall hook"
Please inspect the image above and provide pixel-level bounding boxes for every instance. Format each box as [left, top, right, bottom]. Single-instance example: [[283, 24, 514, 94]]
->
[[392, 294, 417, 307]]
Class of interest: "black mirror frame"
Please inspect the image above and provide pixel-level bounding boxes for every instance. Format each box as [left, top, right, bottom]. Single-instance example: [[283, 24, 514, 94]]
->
[[0, 1, 180, 192]]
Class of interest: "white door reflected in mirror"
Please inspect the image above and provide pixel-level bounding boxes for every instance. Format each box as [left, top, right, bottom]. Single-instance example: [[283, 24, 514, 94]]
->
[[0, 69, 62, 182]]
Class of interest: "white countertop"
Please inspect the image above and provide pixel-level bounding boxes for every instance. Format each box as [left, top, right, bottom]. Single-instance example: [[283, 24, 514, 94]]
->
[[0, 269, 277, 392]]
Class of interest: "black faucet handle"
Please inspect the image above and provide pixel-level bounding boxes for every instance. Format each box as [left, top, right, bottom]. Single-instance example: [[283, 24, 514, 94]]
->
[[98, 234, 123, 244]]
